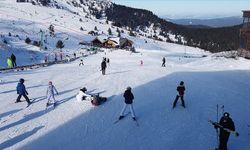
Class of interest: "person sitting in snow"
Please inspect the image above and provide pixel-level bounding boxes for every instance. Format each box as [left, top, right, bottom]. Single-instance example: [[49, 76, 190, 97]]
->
[[76, 87, 93, 101], [76, 87, 107, 105], [46, 81, 58, 107], [172, 81, 186, 108]]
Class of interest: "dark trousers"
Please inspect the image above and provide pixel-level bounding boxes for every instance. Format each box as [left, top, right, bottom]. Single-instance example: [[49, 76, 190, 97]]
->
[[162, 62, 165, 67], [12, 61, 17, 67], [173, 95, 185, 108], [102, 69, 106, 75], [219, 134, 230, 150], [16, 94, 30, 103]]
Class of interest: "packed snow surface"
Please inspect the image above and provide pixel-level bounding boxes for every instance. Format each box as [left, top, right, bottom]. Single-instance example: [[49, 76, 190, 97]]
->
[[1, 43, 250, 150]]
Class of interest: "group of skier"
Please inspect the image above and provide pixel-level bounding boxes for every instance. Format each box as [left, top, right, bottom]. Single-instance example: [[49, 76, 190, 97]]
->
[[13, 53, 237, 150], [15, 78, 59, 107], [7, 53, 17, 68]]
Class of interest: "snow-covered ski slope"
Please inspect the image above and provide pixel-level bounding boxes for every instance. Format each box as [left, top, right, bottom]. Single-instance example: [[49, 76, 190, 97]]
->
[[0, 0, 111, 68], [1, 41, 250, 150]]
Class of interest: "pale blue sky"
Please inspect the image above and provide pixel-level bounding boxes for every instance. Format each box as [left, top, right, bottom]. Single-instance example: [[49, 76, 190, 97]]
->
[[112, 0, 250, 19]]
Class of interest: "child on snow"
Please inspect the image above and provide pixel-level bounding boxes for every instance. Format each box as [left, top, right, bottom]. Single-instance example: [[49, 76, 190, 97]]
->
[[46, 81, 58, 106], [172, 81, 186, 108], [119, 86, 136, 120], [16, 78, 31, 104], [76, 87, 107, 105], [79, 59, 84, 66], [76, 87, 93, 102]]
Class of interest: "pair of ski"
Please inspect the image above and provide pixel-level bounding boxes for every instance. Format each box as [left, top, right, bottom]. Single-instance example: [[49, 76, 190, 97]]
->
[[113, 115, 139, 126]]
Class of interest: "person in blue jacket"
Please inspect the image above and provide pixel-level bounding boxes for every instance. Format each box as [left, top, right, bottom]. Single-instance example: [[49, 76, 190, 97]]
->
[[16, 78, 31, 104]]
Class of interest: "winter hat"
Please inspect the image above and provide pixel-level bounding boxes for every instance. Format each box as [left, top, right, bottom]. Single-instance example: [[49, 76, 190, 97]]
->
[[49, 81, 52, 85], [223, 112, 230, 117], [180, 81, 184, 85], [19, 78, 24, 83], [81, 87, 87, 92], [127, 86, 131, 90]]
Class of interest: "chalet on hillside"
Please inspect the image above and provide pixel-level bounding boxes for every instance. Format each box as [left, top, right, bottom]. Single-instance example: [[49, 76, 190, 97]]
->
[[90, 36, 133, 49], [103, 37, 119, 48], [239, 10, 250, 58], [91, 36, 106, 47], [120, 37, 133, 49]]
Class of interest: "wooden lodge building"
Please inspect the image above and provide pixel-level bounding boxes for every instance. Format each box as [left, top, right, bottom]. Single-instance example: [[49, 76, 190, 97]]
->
[[91, 36, 133, 49]]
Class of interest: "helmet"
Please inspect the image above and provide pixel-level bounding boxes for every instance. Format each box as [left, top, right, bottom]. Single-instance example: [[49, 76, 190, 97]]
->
[[223, 112, 230, 117], [49, 81, 52, 85], [180, 81, 184, 85], [127, 86, 131, 90], [19, 78, 24, 83]]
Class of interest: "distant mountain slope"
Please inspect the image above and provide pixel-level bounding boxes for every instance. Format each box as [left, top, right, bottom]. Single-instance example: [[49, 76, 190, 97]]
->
[[106, 4, 242, 52], [168, 16, 242, 28]]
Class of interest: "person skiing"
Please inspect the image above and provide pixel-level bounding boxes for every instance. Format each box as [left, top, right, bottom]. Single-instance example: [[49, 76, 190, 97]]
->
[[213, 112, 236, 150], [162, 57, 166, 67], [140, 60, 143, 66], [101, 60, 107, 75], [74, 53, 76, 59], [7, 57, 13, 68], [11, 53, 17, 67], [46, 81, 59, 107], [79, 59, 84, 66], [119, 86, 136, 120], [16, 78, 31, 104], [172, 81, 186, 108], [76, 87, 93, 101]]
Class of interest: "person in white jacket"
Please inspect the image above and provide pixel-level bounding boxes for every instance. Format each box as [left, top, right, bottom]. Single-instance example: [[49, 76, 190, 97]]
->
[[46, 81, 58, 106], [76, 87, 93, 102]]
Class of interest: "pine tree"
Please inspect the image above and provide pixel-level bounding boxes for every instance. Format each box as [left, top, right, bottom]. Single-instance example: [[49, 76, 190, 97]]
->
[[56, 40, 64, 49]]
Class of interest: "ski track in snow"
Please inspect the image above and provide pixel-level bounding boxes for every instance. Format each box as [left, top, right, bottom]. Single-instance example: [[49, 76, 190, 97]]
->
[[1, 49, 250, 150]]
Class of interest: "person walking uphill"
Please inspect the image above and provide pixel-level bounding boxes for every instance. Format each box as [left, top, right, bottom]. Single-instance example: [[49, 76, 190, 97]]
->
[[46, 81, 58, 107], [172, 81, 186, 108], [101, 60, 107, 75], [16, 78, 31, 104], [162, 57, 166, 67], [119, 87, 136, 120], [213, 112, 236, 150]]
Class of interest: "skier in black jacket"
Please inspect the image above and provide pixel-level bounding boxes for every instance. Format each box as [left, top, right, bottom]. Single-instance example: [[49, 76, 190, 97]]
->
[[213, 112, 235, 150], [173, 81, 186, 108], [162, 57, 166, 67], [119, 87, 136, 120], [101, 60, 107, 75]]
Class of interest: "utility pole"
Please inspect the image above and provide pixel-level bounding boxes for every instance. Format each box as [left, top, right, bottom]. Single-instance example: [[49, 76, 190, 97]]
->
[[40, 29, 44, 50]]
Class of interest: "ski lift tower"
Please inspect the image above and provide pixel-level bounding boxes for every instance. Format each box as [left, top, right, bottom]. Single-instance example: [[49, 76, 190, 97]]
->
[[239, 10, 250, 58]]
